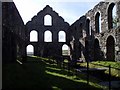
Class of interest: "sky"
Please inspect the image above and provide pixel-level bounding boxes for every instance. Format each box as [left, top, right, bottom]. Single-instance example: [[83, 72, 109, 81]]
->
[[13, 0, 104, 52], [13, 0, 103, 25]]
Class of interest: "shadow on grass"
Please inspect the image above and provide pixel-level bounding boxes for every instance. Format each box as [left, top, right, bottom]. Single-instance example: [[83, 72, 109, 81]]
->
[[2, 56, 103, 89]]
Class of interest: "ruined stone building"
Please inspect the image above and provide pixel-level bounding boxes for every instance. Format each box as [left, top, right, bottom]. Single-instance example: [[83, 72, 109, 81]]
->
[[1, 0, 120, 64], [25, 5, 69, 58], [69, 1, 120, 62], [2, 2, 27, 63]]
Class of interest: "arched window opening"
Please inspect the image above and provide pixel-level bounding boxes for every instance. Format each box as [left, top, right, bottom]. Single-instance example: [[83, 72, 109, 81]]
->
[[95, 12, 101, 33], [94, 39, 100, 61], [85, 40, 89, 61], [58, 31, 66, 42], [86, 19, 90, 36], [90, 27, 92, 36], [44, 30, 52, 42], [26, 45, 34, 56], [80, 23, 83, 37], [108, 3, 117, 29], [83, 31, 86, 38], [30, 30, 38, 42], [44, 15, 52, 26], [113, 5, 118, 28], [106, 36, 115, 61], [62, 44, 70, 56]]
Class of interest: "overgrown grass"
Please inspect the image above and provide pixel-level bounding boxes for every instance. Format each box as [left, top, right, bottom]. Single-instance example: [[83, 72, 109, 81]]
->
[[3, 56, 107, 89]]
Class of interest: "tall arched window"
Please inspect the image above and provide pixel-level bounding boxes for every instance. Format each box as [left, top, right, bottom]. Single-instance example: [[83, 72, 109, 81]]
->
[[44, 15, 52, 26], [106, 36, 115, 61], [113, 4, 117, 28], [94, 39, 100, 61], [26, 45, 34, 56], [44, 30, 52, 42], [108, 3, 116, 29], [80, 23, 83, 37], [86, 19, 90, 36], [58, 31, 66, 42], [113, 4, 117, 18], [95, 12, 101, 33], [62, 44, 70, 56], [30, 30, 38, 42]]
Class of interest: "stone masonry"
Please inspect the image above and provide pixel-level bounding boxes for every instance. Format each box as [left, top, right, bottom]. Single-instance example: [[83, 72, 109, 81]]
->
[[25, 5, 69, 58], [69, 1, 120, 62], [1, 1, 120, 63]]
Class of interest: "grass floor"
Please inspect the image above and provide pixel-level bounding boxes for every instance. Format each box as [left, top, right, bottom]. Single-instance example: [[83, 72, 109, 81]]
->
[[78, 61, 120, 78], [3, 56, 107, 89]]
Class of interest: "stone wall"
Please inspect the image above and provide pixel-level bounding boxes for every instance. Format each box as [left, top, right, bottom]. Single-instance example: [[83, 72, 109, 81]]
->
[[2, 2, 26, 63], [0, 1, 2, 89], [2, 1, 120, 63], [69, 1, 120, 62], [26, 5, 69, 57]]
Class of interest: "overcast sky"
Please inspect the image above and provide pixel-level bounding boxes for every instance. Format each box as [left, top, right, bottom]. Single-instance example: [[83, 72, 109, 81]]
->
[[13, 0, 103, 25]]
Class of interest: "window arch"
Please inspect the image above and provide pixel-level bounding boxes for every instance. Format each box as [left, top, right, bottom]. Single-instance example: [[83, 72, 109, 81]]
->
[[58, 31, 66, 42], [44, 15, 52, 26], [86, 19, 90, 36], [30, 30, 38, 42], [80, 23, 83, 37], [26, 45, 34, 56], [94, 39, 100, 61], [113, 4, 117, 28], [44, 30, 52, 42], [106, 35, 115, 61], [95, 12, 101, 33], [108, 3, 116, 29], [62, 44, 70, 56]]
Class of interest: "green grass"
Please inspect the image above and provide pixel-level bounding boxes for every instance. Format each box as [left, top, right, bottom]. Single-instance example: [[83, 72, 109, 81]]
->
[[62, 50, 70, 55], [78, 61, 120, 78], [3, 56, 107, 89]]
